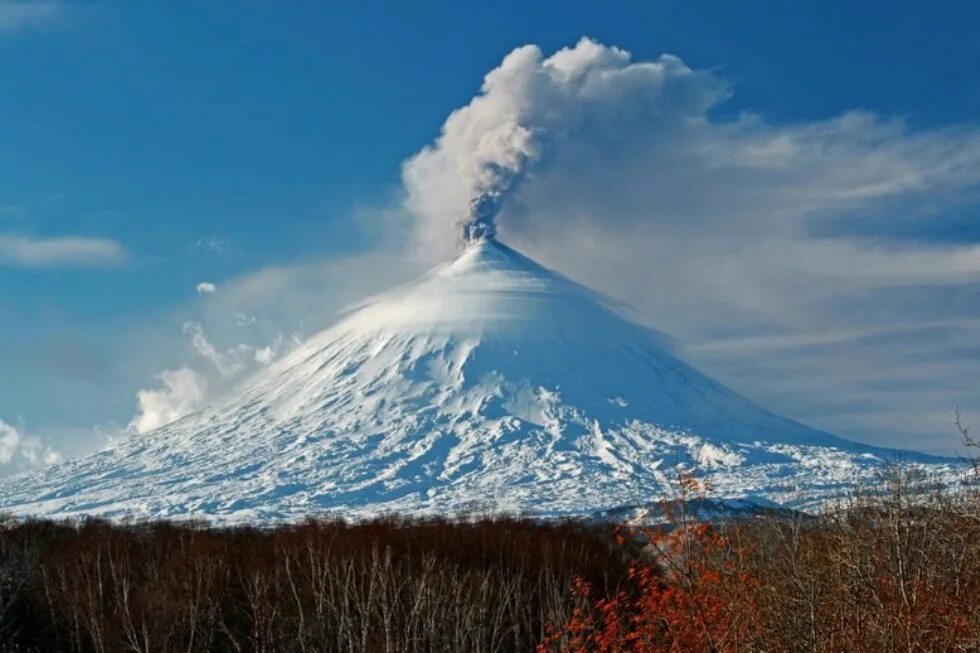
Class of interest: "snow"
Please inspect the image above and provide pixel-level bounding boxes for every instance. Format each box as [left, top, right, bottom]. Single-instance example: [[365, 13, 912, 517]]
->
[[0, 238, 964, 522]]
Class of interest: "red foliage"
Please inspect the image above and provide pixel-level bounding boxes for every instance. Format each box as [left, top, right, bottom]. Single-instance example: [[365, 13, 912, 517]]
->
[[539, 524, 758, 652], [539, 472, 980, 652], [540, 475, 760, 652]]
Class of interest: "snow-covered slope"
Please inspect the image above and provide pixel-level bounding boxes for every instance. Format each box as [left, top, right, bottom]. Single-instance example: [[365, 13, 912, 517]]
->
[[0, 239, 959, 521]]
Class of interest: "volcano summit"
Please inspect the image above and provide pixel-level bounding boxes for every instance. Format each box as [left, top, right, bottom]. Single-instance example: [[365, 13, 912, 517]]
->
[[0, 238, 956, 521]]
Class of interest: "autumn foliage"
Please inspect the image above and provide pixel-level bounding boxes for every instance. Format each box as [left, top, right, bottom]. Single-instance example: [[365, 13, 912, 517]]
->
[[540, 471, 980, 652], [539, 475, 761, 652]]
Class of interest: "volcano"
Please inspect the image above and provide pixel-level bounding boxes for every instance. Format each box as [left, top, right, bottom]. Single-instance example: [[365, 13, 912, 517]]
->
[[0, 238, 956, 521]]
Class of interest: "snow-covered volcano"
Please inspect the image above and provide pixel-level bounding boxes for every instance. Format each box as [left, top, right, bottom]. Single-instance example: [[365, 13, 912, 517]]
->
[[0, 239, 957, 521]]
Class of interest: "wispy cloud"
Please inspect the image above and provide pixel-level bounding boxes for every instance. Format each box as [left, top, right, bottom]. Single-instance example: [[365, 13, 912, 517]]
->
[[0, 233, 125, 267], [0, 0, 59, 34]]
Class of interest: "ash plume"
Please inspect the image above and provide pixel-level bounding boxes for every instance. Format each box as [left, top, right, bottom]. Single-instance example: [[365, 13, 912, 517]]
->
[[461, 192, 499, 243], [461, 160, 531, 244], [458, 125, 539, 245], [401, 38, 722, 255]]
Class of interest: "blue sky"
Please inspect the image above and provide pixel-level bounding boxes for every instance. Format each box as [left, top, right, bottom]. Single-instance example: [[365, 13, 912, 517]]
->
[[2, 0, 980, 469]]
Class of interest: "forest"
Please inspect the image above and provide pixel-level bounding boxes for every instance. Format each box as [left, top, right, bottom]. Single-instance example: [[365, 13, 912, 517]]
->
[[0, 467, 976, 652]]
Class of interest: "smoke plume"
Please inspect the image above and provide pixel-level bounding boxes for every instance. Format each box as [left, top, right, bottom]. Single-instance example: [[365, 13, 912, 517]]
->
[[401, 38, 724, 253]]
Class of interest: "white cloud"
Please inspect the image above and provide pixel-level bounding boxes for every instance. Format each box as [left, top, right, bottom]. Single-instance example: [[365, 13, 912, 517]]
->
[[196, 281, 217, 294], [0, 233, 125, 267], [129, 367, 207, 435], [0, 0, 59, 33], [0, 418, 61, 468]]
